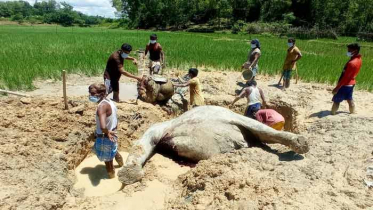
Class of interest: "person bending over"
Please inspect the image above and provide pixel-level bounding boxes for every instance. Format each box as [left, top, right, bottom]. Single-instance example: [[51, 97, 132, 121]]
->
[[172, 68, 205, 109], [253, 108, 285, 131], [230, 80, 267, 119]]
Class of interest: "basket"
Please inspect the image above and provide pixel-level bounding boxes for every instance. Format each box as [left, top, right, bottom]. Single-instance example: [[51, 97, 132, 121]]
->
[[241, 69, 253, 82]]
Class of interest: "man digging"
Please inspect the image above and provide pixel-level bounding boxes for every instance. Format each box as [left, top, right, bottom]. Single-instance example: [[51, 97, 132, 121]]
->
[[230, 80, 267, 119]]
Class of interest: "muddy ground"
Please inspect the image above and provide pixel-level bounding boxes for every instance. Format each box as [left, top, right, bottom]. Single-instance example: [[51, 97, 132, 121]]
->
[[0, 70, 372, 210]]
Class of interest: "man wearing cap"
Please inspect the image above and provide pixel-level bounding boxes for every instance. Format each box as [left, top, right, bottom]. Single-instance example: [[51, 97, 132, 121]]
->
[[144, 34, 165, 75], [331, 43, 362, 115]]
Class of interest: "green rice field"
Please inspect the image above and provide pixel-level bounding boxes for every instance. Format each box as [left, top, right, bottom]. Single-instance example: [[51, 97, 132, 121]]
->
[[0, 25, 372, 90]]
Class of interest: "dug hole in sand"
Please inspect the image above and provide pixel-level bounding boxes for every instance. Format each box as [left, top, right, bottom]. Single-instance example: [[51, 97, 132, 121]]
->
[[1, 70, 373, 210], [73, 151, 190, 210]]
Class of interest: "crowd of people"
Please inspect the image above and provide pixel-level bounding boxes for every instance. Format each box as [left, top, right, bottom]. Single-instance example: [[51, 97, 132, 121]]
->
[[88, 34, 363, 178]]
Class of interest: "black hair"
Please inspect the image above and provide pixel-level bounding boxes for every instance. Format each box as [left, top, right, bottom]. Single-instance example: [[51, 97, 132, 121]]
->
[[89, 83, 106, 97], [251, 39, 261, 49], [288, 37, 296, 43], [246, 80, 257, 87], [121, 43, 132, 52], [347, 43, 360, 53], [188, 68, 198, 77], [150, 34, 157, 39]]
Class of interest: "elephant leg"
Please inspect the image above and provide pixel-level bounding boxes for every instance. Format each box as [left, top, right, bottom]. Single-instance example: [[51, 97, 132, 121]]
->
[[229, 114, 309, 154]]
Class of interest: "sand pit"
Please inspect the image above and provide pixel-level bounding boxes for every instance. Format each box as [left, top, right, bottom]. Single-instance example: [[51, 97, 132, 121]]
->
[[1, 70, 373, 210], [73, 151, 190, 210], [74, 152, 128, 197]]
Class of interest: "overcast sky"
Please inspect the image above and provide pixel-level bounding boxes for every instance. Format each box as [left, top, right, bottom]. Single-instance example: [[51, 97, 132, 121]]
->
[[0, 0, 117, 18]]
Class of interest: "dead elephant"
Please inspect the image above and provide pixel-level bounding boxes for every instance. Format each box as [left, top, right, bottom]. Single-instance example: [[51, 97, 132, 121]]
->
[[118, 106, 309, 185], [137, 75, 175, 104], [137, 75, 190, 114]]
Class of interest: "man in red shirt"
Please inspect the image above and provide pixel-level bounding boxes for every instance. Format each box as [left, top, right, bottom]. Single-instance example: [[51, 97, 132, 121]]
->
[[144, 34, 165, 75], [331, 43, 362, 115]]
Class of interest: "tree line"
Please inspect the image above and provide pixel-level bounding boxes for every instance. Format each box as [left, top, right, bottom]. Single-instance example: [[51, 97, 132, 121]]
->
[[113, 0, 373, 35], [0, 0, 113, 26]]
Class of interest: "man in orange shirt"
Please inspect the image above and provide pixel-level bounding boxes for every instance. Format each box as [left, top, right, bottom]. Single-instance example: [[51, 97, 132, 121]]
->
[[172, 68, 205, 108], [331, 43, 362, 115], [280, 38, 302, 90]]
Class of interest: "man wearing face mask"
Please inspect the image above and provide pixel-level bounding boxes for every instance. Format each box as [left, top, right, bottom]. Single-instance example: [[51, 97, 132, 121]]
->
[[88, 83, 124, 179], [280, 38, 302, 90], [242, 39, 261, 81], [331, 43, 362, 115], [144, 34, 165, 75], [104, 43, 142, 102]]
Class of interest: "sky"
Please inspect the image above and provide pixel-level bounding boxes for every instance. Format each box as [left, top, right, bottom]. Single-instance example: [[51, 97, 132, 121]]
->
[[0, 0, 117, 18]]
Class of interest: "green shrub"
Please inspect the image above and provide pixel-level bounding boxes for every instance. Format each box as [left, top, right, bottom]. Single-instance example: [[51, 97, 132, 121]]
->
[[357, 32, 373, 42], [286, 27, 338, 40]]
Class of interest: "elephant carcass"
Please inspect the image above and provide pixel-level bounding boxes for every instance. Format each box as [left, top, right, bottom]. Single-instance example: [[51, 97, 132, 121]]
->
[[138, 74, 191, 114], [138, 75, 174, 103], [118, 106, 309, 185]]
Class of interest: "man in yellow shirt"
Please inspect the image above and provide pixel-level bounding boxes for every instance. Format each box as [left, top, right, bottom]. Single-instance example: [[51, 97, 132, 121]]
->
[[280, 38, 302, 90], [172, 68, 205, 108]]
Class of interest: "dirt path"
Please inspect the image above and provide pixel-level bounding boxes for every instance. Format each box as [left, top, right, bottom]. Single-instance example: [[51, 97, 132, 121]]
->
[[0, 70, 372, 210], [27, 75, 138, 101]]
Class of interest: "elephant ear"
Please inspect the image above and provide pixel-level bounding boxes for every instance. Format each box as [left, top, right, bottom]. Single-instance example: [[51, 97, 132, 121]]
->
[[146, 79, 160, 103], [158, 80, 174, 101]]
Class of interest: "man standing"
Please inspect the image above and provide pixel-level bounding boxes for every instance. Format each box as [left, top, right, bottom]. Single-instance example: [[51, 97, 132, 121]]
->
[[230, 80, 267, 119], [280, 38, 302, 90], [104, 43, 142, 102], [88, 83, 123, 178], [331, 43, 362, 115], [242, 39, 261, 81], [144, 34, 165, 75], [253, 108, 285, 131]]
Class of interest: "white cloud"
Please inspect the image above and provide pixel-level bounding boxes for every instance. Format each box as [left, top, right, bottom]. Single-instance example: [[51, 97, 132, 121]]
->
[[0, 0, 117, 18]]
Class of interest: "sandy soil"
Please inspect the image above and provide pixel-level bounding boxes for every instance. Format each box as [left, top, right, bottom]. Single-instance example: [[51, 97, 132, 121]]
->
[[28, 75, 138, 101], [0, 70, 373, 210]]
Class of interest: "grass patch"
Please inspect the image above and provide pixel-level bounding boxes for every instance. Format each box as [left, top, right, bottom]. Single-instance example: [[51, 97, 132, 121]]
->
[[1, 25, 372, 90]]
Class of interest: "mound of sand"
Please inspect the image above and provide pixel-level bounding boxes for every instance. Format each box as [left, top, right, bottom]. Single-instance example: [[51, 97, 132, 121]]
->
[[1, 71, 372, 210]]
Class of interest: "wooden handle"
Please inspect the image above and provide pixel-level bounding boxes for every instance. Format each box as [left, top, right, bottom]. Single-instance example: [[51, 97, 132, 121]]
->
[[62, 70, 68, 110], [0, 89, 29, 97]]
